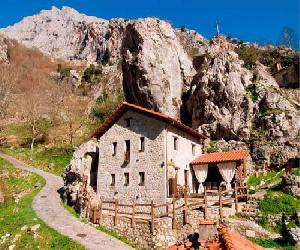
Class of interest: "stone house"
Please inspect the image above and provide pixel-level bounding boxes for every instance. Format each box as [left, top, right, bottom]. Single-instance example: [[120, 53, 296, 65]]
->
[[87, 102, 204, 204], [67, 102, 250, 207]]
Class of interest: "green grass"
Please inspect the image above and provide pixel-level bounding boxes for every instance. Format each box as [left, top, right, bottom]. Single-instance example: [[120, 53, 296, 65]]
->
[[257, 190, 300, 234], [292, 167, 300, 176], [97, 225, 138, 249], [259, 108, 288, 117], [247, 169, 285, 192], [259, 191, 300, 216], [0, 146, 73, 176], [249, 237, 297, 250], [0, 157, 84, 249], [61, 201, 80, 219]]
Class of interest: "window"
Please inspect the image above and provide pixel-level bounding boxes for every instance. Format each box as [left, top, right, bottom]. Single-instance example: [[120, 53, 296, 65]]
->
[[192, 144, 195, 156], [124, 140, 130, 162], [112, 142, 117, 156], [174, 137, 178, 150], [125, 118, 132, 127], [124, 172, 129, 186], [184, 170, 189, 186], [111, 174, 115, 186], [139, 137, 145, 152], [139, 172, 145, 186]]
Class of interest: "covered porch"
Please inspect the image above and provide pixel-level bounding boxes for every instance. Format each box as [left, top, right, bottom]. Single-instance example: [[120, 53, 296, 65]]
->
[[189, 150, 249, 194]]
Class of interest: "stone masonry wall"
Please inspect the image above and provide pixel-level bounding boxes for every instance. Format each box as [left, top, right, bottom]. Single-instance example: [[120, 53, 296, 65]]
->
[[97, 110, 167, 204]]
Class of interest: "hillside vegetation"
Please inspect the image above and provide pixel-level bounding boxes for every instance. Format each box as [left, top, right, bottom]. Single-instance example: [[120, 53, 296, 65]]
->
[[0, 157, 84, 249]]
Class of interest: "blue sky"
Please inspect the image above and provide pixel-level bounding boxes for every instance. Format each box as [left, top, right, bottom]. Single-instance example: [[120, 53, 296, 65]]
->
[[1, 0, 299, 48]]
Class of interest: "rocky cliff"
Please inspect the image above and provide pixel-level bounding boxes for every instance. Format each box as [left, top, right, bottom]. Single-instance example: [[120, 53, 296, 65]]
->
[[1, 6, 299, 168]]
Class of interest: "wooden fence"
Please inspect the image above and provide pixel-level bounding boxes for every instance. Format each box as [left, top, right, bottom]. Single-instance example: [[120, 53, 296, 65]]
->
[[88, 184, 248, 233]]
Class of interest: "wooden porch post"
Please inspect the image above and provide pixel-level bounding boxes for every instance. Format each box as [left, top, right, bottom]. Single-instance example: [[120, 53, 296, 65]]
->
[[234, 182, 238, 212], [219, 186, 223, 219], [114, 198, 119, 226], [204, 186, 208, 219], [172, 198, 176, 229]]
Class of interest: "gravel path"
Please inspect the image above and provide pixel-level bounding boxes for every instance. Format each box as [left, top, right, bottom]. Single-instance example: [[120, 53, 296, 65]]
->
[[0, 152, 132, 250]]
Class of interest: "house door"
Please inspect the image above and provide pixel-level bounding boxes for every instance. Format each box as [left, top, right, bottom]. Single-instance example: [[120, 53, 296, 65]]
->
[[89, 147, 99, 191]]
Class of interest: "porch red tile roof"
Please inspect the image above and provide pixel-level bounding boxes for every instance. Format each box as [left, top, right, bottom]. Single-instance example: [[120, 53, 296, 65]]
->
[[190, 149, 249, 165], [91, 102, 205, 139]]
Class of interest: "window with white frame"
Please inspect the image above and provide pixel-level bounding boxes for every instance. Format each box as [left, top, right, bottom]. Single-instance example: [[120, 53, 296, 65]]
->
[[174, 137, 178, 150], [139, 137, 145, 152], [112, 142, 117, 156]]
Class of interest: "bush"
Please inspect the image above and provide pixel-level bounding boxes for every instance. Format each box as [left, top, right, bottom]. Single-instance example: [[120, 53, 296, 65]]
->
[[259, 191, 300, 215], [57, 64, 71, 79], [91, 90, 124, 122], [206, 140, 219, 153], [245, 84, 259, 102], [82, 64, 102, 84]]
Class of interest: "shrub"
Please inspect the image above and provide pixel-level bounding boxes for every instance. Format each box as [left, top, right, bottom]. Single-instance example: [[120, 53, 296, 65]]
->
[[91, 90, 124, 122], [57, 64, 71, 79], [82, 64, 102, 84], [259, 191, 300, 215], [180, 26, 187, 32], [101, 49, 110, 65], [206, 140, 219, 153], [259, 108, 287, 117], [245, 84, 259, 102]]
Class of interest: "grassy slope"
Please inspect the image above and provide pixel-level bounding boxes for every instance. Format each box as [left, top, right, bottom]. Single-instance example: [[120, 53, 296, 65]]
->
[[0, 157, 84, 249], [0, 147, 73, 176]]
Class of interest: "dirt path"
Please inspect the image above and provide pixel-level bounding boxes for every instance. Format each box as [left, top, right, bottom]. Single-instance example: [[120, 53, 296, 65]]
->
[[0, 152, 132, 250]]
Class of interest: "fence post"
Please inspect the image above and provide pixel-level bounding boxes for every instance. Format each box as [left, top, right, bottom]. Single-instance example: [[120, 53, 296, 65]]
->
[[219, 187, 223, 219], [99, 198, 103, 225], [234, 183, 238, 212], [172, 198, 176, 229], [132, 201, 136, 229], [204, 186, 208, 220], [151, 200, 155, 233], [184, 189, 188, 225], [114, 198, 119, 226], [166, 202, 169, 216]]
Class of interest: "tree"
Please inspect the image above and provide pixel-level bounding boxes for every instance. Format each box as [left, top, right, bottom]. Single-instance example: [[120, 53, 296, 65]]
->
[[0, 67, 15, 119], [279, 26, 299, 50], [60, 95, 87, 147]]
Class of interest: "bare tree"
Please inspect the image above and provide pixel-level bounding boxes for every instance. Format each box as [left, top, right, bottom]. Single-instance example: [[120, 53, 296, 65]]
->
[[0, 67, 15, 119], [61, 96, 87, 147], [22, 85, 50, 152]]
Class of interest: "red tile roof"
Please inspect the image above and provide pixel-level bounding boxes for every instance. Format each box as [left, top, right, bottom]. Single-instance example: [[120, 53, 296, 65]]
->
[[219, 225, 264, 250], [190, 149, 249, 165], [91, 102, 205, 139]]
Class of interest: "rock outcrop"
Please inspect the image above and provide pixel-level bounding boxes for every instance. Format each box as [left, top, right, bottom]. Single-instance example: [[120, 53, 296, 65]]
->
[[0, 36, 9, 64], [122, 18, 195, 118], [185, 36, 299, 168], [0, 6, 109, 63]]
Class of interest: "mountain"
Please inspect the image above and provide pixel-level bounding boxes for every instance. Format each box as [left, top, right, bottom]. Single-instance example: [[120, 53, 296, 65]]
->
[[0, 6, 299, 168], [1, 6, 109, 63]]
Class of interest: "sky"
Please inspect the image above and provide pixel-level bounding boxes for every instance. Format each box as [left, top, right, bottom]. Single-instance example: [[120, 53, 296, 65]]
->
[[1, 0, 299, 48]]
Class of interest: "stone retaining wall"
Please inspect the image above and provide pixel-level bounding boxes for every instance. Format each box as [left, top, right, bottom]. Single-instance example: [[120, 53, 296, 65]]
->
[[97, 207, 223, 249]]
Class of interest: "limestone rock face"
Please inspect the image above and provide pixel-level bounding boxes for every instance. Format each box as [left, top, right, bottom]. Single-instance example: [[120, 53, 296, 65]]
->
[[186, 37, 299, 167], [0, 6, 109, 63], [187, 44, 254, 141], [0, 36, 9, 64], [122, 18, 196, 118]]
